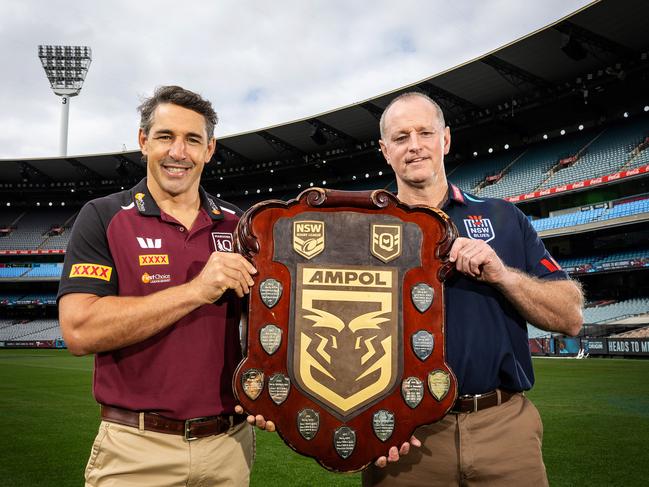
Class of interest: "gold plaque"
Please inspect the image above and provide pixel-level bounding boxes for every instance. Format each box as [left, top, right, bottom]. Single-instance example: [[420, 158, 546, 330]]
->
[[294, 264, 398, 417], [293, 220, 325, 259], [427, 369, 451, 402], [371, 224, 402, 263]]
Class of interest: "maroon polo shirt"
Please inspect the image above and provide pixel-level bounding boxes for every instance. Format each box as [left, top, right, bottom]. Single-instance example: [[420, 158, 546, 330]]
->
[[58, 178, 243, 419]]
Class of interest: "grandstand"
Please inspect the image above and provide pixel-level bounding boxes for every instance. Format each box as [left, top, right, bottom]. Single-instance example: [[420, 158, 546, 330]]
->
[[1, 0, 649, 357]]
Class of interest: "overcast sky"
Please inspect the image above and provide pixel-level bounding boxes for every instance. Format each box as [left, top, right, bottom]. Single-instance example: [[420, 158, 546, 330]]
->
[[0, 0, 593, 159]]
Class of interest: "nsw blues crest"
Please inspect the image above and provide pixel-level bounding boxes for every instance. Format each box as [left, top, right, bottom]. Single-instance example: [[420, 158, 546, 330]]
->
[[463, 215, 495, 243]]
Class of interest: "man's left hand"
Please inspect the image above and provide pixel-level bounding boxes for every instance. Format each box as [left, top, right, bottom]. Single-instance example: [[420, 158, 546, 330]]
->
[[234, 405, 275, 432], [449, 237, 507, 283], [374, 435, 421, 468]]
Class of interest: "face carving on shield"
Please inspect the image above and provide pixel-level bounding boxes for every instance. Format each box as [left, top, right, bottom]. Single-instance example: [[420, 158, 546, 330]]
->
[[294, 266, 399, 418]]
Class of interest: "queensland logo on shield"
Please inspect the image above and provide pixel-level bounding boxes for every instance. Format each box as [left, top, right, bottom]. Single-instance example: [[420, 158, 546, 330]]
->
[[293, 220, 325, 259], [463, 215, 495, 243], [293, 264, 399, 419], [371, 224, 401, 263]]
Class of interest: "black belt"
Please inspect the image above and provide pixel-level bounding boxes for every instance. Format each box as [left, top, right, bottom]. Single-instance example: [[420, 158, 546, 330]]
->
[[450, 389, 517, 413], [100, 405, 246, 441]]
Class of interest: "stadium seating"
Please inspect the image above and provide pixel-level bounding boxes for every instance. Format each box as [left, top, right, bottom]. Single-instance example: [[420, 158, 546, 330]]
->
[[610, 326, 649, 338], [582, 297, 649, 324], [531, 198, 649, 233], [540, 121, 648, 189], [558, 248, 649, 273], [448, 117, 649, 199], [0, 319, 61, 341], [0, 208, 76, 251], [0, 293, 57, 305]]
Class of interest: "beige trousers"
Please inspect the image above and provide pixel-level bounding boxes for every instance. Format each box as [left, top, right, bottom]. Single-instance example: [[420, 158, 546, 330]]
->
[[362, 394, 548, 487], [84, 420, 254, 487]]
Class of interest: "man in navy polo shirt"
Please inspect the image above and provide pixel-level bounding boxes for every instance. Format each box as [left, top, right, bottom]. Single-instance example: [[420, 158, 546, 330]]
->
[[363, 92, 584, 486], [58, 86, 257, 486]]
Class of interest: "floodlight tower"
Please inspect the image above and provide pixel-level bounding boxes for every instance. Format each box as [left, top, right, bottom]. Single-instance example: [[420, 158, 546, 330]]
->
[[38, 45, 92, 156]]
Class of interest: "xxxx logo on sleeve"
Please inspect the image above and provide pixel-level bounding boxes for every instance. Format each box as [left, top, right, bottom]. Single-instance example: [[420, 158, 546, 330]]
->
[[69, 263, 112, 281], [293, 263, 399, 419], [138, 254, 169, 266]]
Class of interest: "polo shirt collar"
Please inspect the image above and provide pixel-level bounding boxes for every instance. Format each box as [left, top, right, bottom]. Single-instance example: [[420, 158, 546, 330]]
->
[[442, 183, 467, 209], [129, 178, 224, 220]]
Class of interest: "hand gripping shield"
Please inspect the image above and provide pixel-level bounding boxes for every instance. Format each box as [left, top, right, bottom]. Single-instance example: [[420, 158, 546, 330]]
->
[[233, 188, 458, 472]]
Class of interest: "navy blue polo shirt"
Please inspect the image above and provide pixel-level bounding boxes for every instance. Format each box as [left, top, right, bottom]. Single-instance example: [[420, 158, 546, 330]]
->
[[442, 184, 567, 395], [58, 178, 244, 419]]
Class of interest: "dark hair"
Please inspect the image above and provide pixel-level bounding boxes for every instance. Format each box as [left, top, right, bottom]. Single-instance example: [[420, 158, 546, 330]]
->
[[138, 85, 218, 139], [379, 91, 446, 139]]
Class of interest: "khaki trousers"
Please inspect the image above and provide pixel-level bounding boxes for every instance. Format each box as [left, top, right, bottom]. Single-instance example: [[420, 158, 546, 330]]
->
[[362, 394, 548, 487], [85, 419, 254, 487]]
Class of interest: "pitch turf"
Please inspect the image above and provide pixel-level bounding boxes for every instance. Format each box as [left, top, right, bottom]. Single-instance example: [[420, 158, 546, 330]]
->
[[1, 351, 648, 486]]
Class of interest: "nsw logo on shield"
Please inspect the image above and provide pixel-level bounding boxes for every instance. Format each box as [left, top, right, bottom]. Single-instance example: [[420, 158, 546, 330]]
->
[[371, 224, 401, 263], [463, 215, 495, 243], [293, 220, 325, 259]]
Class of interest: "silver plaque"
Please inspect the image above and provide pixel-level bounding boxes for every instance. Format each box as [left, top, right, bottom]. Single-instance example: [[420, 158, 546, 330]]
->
[[411, 283, 434, 313], [428, 369, 451, 402], [372, 410, 395, 442], [333, 426, 356, 459], [260, 324, 282, 355], [260, 278, 282, 308], [411, 330, 435, 361], [401, 376, 424, 408], [268, 373, 290, 405], [241, 369, 264, 400], [297, 408, 320, 440]]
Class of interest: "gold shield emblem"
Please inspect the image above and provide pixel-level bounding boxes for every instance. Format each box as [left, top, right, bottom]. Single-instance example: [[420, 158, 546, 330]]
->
[[293, 220, 325, 259], [371, 224, 402, 263], [294, 264, 399, 418]]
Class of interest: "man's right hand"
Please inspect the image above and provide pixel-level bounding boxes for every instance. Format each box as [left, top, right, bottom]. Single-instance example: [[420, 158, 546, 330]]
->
[[191, 252, 257, 302]]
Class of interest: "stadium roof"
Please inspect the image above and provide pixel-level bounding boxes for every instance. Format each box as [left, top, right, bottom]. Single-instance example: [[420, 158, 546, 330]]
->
[[2, 0, 648, 196]]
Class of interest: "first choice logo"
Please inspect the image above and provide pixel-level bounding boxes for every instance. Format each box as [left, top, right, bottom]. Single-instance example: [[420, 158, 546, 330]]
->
[[141, 272, 171, 284]]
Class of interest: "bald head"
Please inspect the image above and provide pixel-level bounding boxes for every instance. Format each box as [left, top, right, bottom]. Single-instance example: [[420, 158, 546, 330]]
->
[[379, 92, 446, 140]]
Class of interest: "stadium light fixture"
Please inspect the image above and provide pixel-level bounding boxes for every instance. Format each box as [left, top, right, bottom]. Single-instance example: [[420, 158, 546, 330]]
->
[[644, 106, 649, 112], [623, 112, 629, 118], [578, 124, 584, 130], [38, 45, 92, 156], [560, 129, 566, 135], [504, 144, 509, 150], [543, 134, 548, 140]]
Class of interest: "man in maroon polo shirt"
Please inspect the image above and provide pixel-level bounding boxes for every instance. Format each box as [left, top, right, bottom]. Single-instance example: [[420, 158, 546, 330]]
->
[[58, 85, 257, 486]]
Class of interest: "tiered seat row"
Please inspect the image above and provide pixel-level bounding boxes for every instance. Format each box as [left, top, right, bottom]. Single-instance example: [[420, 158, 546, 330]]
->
[[558, 248, 649, 274], [0, 319, 61, 341], [0, 293, 57, 305], [531, 198, 649, 232], [0, 209, 76, 251], [450, 117, 649, 199], [0, 264, 63, 279], [583, 297, 649, 324]]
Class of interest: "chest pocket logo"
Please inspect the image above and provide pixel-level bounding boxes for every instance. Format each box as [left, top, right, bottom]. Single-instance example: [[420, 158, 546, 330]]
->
[[463, 215, 495, 243], [212, 232, 234, 252]]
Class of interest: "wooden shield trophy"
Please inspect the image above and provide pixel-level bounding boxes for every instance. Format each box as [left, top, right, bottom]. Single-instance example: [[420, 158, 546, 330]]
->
[[233, 188, 458, 472]]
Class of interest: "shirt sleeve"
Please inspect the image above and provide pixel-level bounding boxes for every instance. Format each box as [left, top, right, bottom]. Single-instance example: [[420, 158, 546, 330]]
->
[[57, 201, 119, 301], [515, 205, 569, 281]]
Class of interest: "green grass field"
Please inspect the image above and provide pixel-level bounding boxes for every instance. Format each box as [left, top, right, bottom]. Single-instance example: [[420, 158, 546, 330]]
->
[[1, 351, 648, 486]]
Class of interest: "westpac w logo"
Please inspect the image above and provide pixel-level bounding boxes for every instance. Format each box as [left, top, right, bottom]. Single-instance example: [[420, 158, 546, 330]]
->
[[293, 264, 398, 419], [463, 215, 495, 243], [136, 237, 162, 249]]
